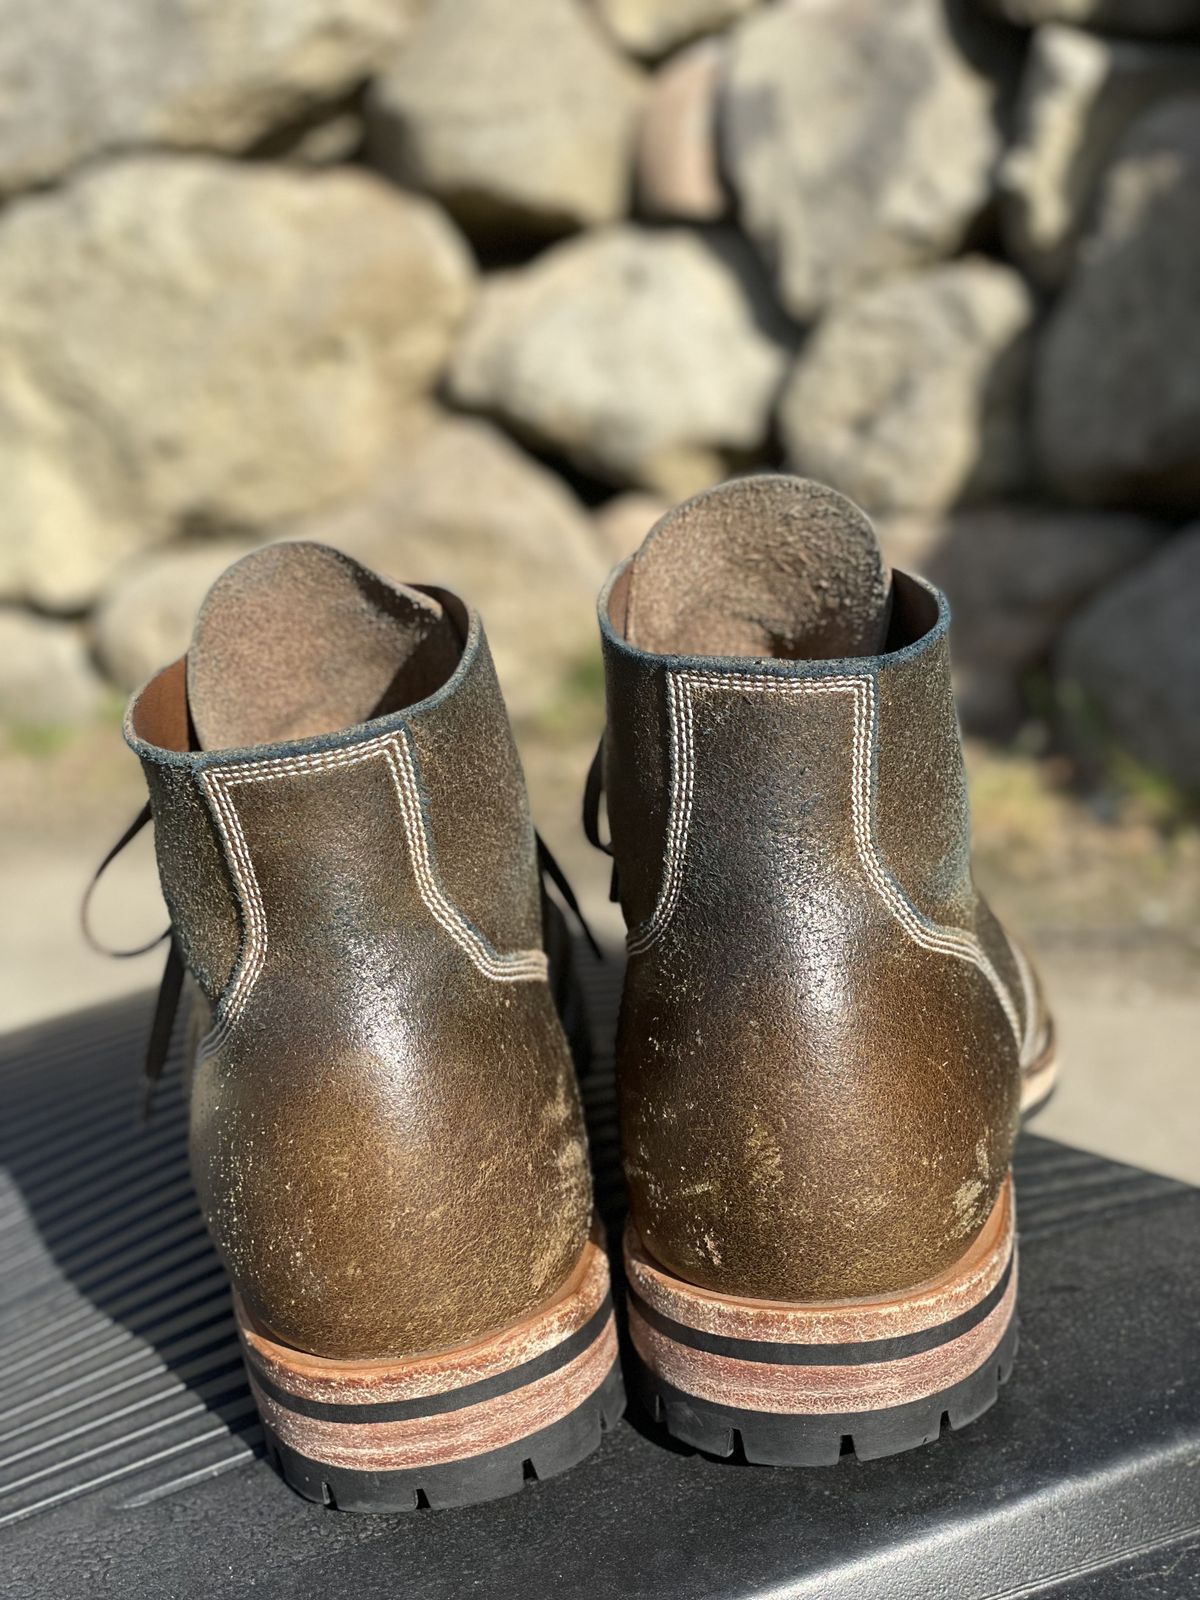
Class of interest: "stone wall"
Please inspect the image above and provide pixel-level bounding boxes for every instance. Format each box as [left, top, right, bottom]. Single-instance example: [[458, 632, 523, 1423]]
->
[[0, 0, 1197, 784]]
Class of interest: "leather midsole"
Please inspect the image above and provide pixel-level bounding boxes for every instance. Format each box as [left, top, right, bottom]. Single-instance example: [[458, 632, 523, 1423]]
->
[[235, 1228, 615, 1470], [626, 1176, 1014, 1346], [628, 1272, 1015, 1415], [625, 1179, 1015, 1415]]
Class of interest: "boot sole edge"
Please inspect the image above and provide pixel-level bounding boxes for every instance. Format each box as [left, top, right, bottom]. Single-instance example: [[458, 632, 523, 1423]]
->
[[237, 1230, 623, 1512], [630, 1320, 1017, 1466], [625, 1177, 1017, 1466], [260, 1359, 625, 1512]]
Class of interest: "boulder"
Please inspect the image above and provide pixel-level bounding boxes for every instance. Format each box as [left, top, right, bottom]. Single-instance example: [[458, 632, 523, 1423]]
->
[[780, 259, 1035, 515], [721, 0, 1009, 319], [0, 158, 473, 611], [366, 0, 643, 240], [1035, 98, 1200, 510], [94, 415, 606, 717], [448, 225, 793, 498], [93, 540, 259, 693], [272, 111, 366, 167], [1057, 526, 1200, 788], [594, 0, 758, 58], [0, 0, 414, 196], [278, 412, 607, 721], [980, 0, 1200, 38], [0, 611, 107, 727], [637, 38, 727, 221], [879, 506, 1165, 732], [1002, 24, 1200, 286]]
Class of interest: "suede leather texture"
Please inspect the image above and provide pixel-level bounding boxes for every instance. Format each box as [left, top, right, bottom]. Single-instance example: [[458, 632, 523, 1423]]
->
[[625, 475, 892, 661], [600, 488, 1047, 1304], [127, 578, 592, 1364], [188, 541, 460, 751]]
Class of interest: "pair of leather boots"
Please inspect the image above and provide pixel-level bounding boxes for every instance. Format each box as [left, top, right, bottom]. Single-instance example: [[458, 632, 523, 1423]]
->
[[121, 475, 1055, 1513]]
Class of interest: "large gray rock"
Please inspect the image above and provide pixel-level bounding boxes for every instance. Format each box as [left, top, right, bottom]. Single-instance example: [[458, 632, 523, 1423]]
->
[[0, 158, 473, 611], [93, 540, 259, 693], [1057, 526, 1200, 788], [0, 0, 415, 196], [981, 0, 1200, 37], [449, 226, 793, 497], [366, 0, 643, 239], [0, 610, 107, 727], [1002, 24, 1200, 286], [879, 506, 1165, 732], [1035, 99, 1200, 510], [781, 259, 1035, 514], [274, 111, 366, 168], [594, 0, 758, 58], [94, 416, 605, 716], [637, 38, 727, 221], [280, 412, 607, 721], [722, 0, 1007, 319]]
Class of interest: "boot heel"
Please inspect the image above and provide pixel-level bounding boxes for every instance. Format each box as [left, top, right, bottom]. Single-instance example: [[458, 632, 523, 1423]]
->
[[627, 1177, 1017, 1466], [239, 1230, 623, 1512]]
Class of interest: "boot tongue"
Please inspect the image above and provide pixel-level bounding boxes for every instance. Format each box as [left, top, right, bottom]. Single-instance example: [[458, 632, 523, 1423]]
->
[[187, 542, 461, 752], [623, 475, 892, 662]]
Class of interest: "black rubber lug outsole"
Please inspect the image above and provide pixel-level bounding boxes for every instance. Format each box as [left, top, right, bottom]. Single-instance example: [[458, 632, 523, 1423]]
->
[[633, 1317, 1018, 1467], [260, 1360, 626, 1513]]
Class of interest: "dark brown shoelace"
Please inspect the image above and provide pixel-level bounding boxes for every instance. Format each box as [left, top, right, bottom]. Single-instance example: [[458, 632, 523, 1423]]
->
[[582, 738, 620, 904], [82, 802, 179, 1116]]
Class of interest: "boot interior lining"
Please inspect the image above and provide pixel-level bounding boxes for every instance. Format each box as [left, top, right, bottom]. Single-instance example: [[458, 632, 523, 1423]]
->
[[621, 476, 893, 663], [185, 543, 464, 753]]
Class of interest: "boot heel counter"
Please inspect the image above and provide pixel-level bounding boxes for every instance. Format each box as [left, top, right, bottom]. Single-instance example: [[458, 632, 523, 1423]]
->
[[620, 937, 1020, 1304], [166, 659, 591, 1362], [610, 633, 1027, 1304], [190, 988, 593, 1363]]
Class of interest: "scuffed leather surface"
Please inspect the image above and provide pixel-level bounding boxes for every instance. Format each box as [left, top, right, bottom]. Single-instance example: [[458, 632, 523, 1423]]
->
[[601, 520, 1039, 1302], [128, 605, 591, 1363], [407, 624, 542, 951], [873, 610, 978, 934], [191, 753, 590, 1361], [141, 756, 239, 1005], [600, 602, 673, 933]]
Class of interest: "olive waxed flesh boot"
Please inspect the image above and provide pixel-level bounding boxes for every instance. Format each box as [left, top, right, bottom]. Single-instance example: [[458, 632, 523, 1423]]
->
[[125, 542, 622, 1511], [593, 476, 1055, 1466]]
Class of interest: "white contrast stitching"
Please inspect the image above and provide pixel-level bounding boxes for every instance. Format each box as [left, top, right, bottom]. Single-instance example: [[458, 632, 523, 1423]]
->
[[626, 670, 1024, 1054], [627, 674, 852, 957], [200, 768, 268, 1057], [196, 731, 547, 1058], [628, 673, 696, 956], [381, 738, 547, 985]]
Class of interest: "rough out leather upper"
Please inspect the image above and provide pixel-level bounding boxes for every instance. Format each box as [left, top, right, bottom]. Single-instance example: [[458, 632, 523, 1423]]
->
[[598, 476, 1053, 1304], [126, 543, 592, 1362]]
